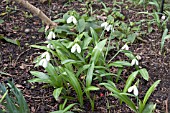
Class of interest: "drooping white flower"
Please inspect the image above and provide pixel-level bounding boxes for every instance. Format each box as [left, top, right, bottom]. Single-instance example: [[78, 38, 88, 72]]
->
[[121, 44, 129, 50], [47, 31, 55, 40], [131, 58, 139, 66], [101, 22, 109, 28], [71, 43, 81, 53], [41, 52, 51, 61], [128, 85, 138, 96], [39, 58, 48, 68], [136, 55, 141, 60], [101, 22, 114, 32], [67, 16, 77, 25], [161, 15, 166, 20], [47, 44, 54, 50]]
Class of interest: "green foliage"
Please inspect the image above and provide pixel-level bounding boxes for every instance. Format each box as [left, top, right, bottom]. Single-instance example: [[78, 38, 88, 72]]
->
[[0, 81, 30, 113], [29, 8, 160, 112]]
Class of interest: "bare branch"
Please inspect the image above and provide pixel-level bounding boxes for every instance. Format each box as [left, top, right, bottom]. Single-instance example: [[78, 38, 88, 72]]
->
[[13, 0, 57, 27]]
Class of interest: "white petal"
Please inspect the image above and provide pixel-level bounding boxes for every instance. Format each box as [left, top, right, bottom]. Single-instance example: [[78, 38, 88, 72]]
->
[[135, 59, 139, 65], [39, 59, 44, 66], [52, 32, 55, 39], [136, 55, 141, 60], [72, 16, 77, 25], [128, 86, 133, 93], [101, 22, 108, 28], [133, 86, 138, 96], [47, 44, 54, 50], [45, 52, 51, 61], [161, 15, 166, 20], [47, 44, 51, 48], [41, 52, 47, 58], [106, 25, 112, 32], [47, 31, 53, 40], [67, 16, 73, 24], [121, 44, 129, 50], [76, 44, 81, 53], [71, 44, 76, 53], [131, 59, 136, 66], [39, 59, 48, 68]]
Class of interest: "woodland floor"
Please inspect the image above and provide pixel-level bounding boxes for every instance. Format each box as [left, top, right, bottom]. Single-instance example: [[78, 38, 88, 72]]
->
[[0, 0, 170, 113]]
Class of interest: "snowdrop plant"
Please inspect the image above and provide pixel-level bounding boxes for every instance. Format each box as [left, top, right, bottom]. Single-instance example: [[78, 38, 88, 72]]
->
[[101, 70, 161, 113], [29, 10, 160, 112]]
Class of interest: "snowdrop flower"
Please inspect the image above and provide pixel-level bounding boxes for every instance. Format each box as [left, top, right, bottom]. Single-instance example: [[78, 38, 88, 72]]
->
[[67, 16, 77, 25], [39, 58, 48, 68], [128, 85, 138, 96], [101, 22, 114, 32], [131, 58, 139, 66], [41, 52, 51, 61], [47, 44, 54, 50], [161, 15, 166, 20], [47, 31, 55, 40], [71, 43, 81, 53], [101, 22, 109, 28], [136, 55, 141, 60], [121, 44, 129, 50]]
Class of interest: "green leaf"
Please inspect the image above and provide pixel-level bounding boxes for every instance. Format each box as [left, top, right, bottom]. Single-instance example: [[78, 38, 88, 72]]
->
[[85, 86, 99, 92], [142, 80, 160, 109], [30, 71, 49, 79], [90, 39, 107, 64], [0, 19, 4, 24], [76, 64, 90, 77], [142, 103, 156, 113], [126, 33, 136, 43], [63, 103, 77, 113], [108, 61, 131, 67], [61, 59, 83, 65], [90, 27, 99, 45], [53, 87, 63, 101], [161, 28, 168, 53], [139, 68, 149, 81], [0, 35, 20, 47], [164, 34, 170, 39], [123, 71, 138, 93], [101, 82, 137, 112], [64, 69, 83, 106], [77, 18, 86, 33], [86, 62, 95, 87]]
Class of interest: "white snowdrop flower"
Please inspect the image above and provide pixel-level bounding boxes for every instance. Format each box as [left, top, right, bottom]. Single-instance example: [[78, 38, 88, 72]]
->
[[39, 58, 48, 68], [161, 15, 166, 20], [131, 59, 139, 66], [101, 22, 109, 28], [71, 43, 81, 53], [47, 31, 55, 40], [128, 85, 138, 96], [121, 44, 129, 50], [41, 52, 51, 61], [47, 44, 54, 50], [67, 16, 77, 25], [101, 22, 114, 32], [136, 55, 141, 60], [105, 25, 113, 32]]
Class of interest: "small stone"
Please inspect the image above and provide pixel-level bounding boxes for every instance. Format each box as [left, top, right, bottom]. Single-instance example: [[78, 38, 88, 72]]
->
[[24, 28, 30, 33]]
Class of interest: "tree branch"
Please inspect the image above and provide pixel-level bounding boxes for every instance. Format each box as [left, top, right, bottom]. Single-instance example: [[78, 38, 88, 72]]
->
[[13, 0, 57, 27]]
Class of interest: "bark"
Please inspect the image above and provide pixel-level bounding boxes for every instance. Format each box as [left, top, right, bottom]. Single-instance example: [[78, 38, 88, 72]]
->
[[13, 0, 57, 27]]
